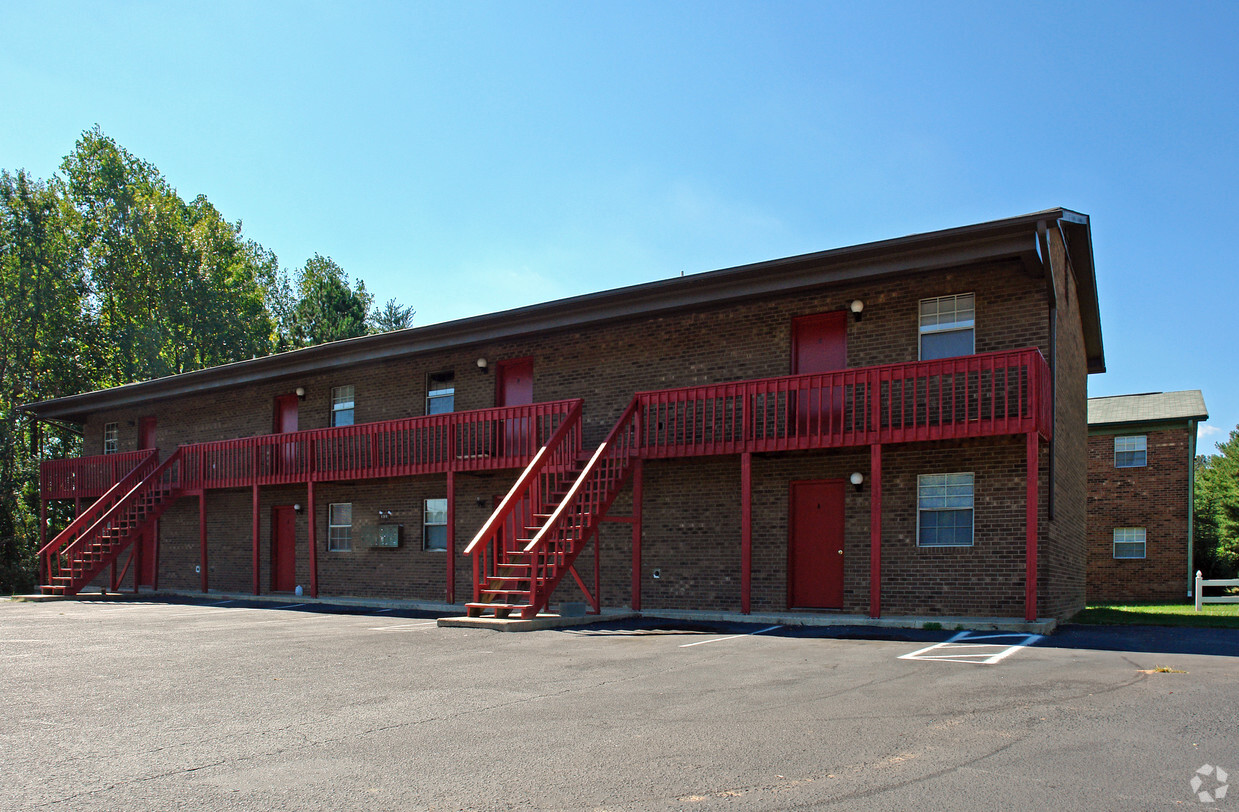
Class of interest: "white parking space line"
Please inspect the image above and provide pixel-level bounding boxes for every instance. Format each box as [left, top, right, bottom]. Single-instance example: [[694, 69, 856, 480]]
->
[[369, 621, 439, 631], [679, 625, 782, 648], [276, 603, 307, 610], [899, 631, 1042, 664], [204, 600, 234, 606]]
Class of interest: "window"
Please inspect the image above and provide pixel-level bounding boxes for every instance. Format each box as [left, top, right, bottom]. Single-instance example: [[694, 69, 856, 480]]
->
[[103, 423, 119, 455], [1113, 527, 1146, 559], [426, 371, 455, 415], [423, 498, 448, 551], [1114, 435, 1147, 468], [917, 473, 974, 547], [328, 503, 352, 552], [919, 293, 975, 360], [331, 385, 355, 427]]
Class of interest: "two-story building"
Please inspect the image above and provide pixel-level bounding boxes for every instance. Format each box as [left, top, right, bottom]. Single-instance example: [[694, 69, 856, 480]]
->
[[1086, 390, 1208, 602], [24, 208, 1104, 622]]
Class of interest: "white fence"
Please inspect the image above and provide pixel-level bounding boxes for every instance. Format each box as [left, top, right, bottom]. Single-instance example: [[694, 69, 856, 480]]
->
[[1195, 570, 1239, 612]]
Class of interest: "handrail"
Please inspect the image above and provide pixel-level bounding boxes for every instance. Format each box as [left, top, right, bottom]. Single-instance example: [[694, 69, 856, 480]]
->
[[40, 449, 154, 500], [464, 400, 583, 555], [521, 399, 642, 612], [465, 400, 585, 605], [634, 347, 1050, 455], [177, 398, 582, 490], [41, 449, 182, 591], [526, 398, 639, 554], [37, 450, 157, 560]]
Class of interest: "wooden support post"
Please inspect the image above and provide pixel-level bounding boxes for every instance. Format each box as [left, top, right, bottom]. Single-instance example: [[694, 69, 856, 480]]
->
[[870, 443, 882, 619], [39, 499, 47, 586], [740, 451, 752, 615], [199, 492, 208, 593], [1025, 431, 1039, 622], [307, 480, 318, 598], [594, 506, 601, 614], [132, 530, 141, 594], [631, 458, 643, 612], [152, 519, 160, 591], [252, 484, 260, 595], [446, 470, 455, 604]]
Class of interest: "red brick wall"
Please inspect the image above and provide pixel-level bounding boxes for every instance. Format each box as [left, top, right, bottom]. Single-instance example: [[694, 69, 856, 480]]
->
[[1040, 228, 1089, 620], [62, 258, 1093, 618], [1086, 427, 1192, 602]]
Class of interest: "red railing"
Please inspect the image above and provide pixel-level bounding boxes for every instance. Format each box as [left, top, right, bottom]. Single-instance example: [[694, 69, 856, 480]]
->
[[637, 348, 1050, 457], [463, 401, 584, 606], [40, 449, 154, 501], [37, 450, 162, 590], [523, 399, 642, 614], [40, 449, 190, 595], [170, 399, 581, 490]]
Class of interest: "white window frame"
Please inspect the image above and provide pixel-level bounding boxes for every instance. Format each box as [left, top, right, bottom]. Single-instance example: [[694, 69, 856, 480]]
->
[[1114, 435, 1147, 468], [1113, 527, 1146, 559], [327, 503, 352, 552], [103, 422, 119, 455], [423, 498, 448, 551], [916, 472, 975, 548], [426, 371, 455, 415], [918, 293, 976, 361], [331, 385, 355, 427]]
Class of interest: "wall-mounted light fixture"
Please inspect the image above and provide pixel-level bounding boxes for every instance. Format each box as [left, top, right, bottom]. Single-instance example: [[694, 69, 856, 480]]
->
[[295, 387, 306, 400], [849, 300, 865, 322], [476, 357, 488, 373], [475, 496, 487, 507], [850, 472, 865, 492], [293, 503, 303, 513], [378, 509, 394, 520]]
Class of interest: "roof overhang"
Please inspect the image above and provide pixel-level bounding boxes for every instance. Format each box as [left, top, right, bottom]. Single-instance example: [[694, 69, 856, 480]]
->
[[22, 208, 1103, 423]]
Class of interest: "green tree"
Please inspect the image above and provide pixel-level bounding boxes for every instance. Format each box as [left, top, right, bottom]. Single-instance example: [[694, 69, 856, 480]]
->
[[1195, 428, 1239, 578], [370, 297, 415, 333], [278, 254, 373, 350], [61, 126, 277, 382], [0, 170, 89, 591]]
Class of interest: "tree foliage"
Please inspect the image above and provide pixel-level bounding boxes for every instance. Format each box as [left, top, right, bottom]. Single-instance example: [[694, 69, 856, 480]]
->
[[277, 254, 374, 350], [371, 297, 416, 333], [0, 127, 412, 592], [1195, 427, 1239, 578]]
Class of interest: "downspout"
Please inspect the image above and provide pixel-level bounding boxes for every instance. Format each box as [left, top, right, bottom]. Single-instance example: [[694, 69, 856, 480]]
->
[[1038, 221, 1058, 520], [1187, 419, 1198, 596]]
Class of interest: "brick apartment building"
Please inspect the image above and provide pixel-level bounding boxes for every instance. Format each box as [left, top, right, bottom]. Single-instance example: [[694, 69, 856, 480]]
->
[[1086, 391, 1208, 602], [25, 209, 1105, 621]]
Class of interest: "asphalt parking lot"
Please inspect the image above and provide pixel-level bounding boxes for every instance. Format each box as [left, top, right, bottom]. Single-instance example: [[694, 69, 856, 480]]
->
[[2, 598, 1236, 811]]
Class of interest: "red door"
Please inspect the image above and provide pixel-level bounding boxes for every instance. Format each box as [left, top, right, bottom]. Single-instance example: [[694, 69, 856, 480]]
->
[[496, 357, 534, 457], [138, 417, 157, 450], [788, 480, 845, 609], [273, 394, 299, 473], [273, 395, 299, 433], [271, 505, 297, 592], [791, 312, 848, 438]]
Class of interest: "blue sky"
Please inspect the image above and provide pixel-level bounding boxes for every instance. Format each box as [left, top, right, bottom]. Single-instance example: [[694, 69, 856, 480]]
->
[[3, 1, 1236, 448]]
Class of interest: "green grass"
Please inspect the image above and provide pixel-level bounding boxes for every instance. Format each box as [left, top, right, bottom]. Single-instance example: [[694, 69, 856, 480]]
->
[[1070, 601, 1239, 629]]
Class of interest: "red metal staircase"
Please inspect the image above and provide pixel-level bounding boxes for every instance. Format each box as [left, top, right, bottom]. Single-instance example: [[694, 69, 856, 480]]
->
[[464, 400, 641, 618], [38, 449, 185, 596]]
